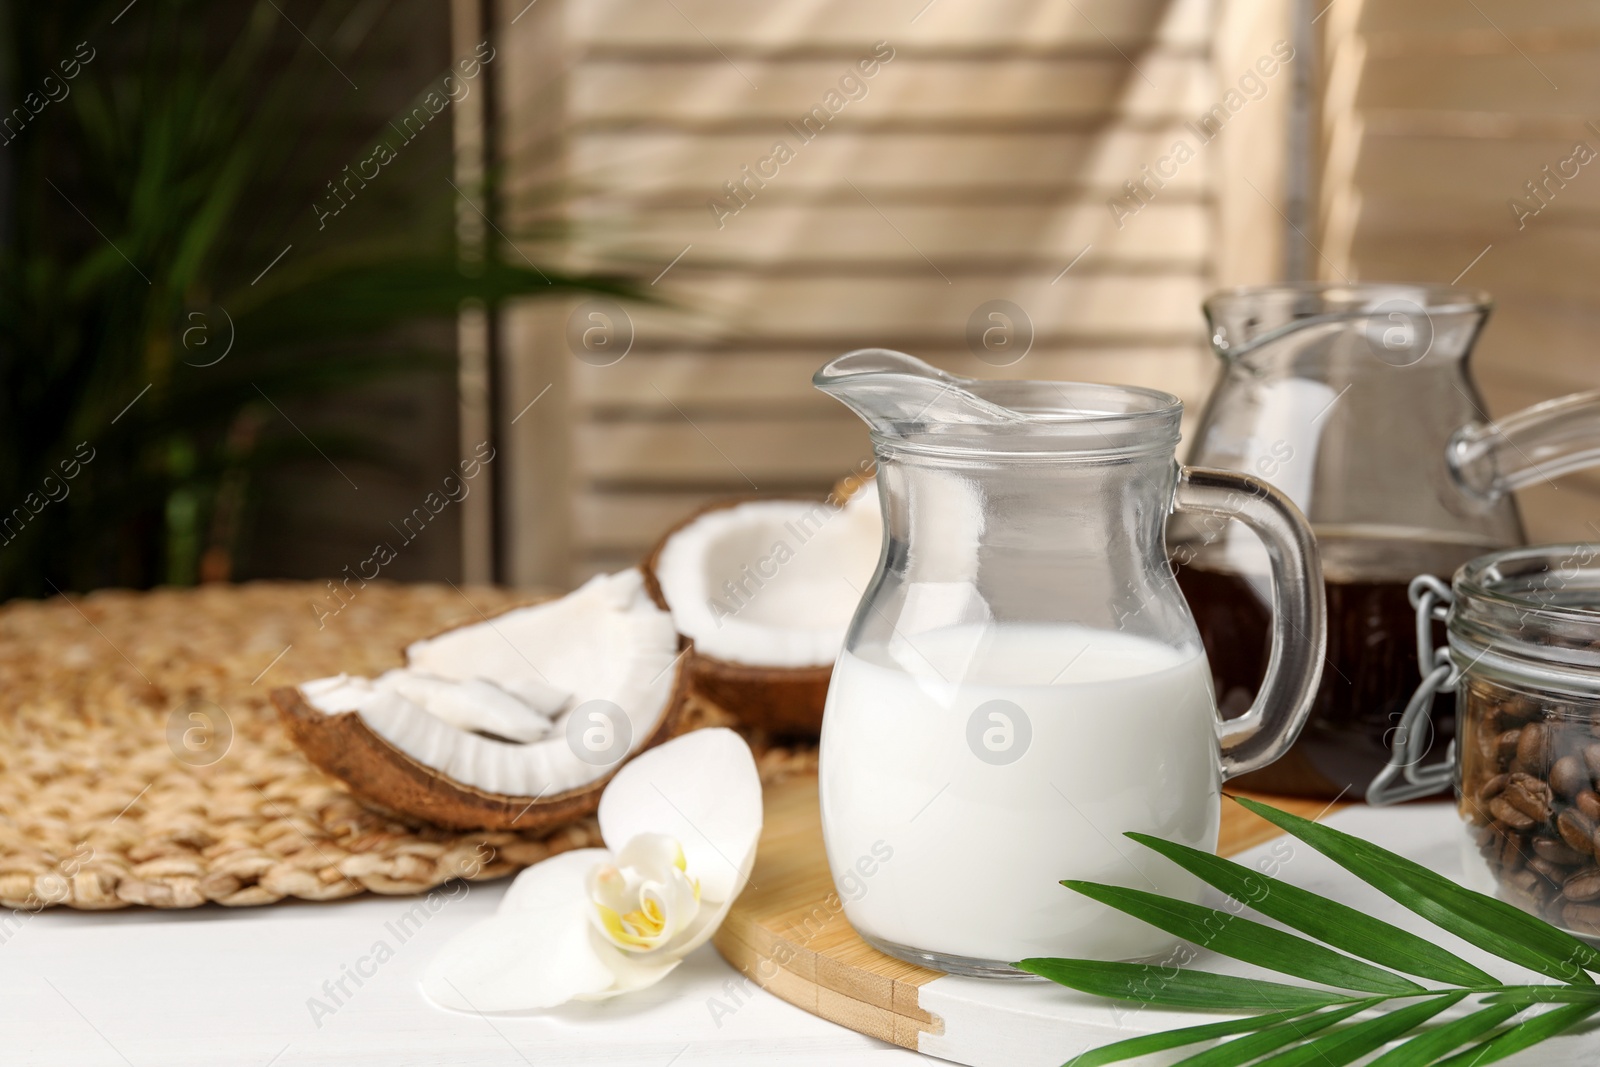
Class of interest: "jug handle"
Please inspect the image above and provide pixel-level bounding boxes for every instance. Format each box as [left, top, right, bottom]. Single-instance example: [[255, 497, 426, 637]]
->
[[1448, 389, 1600, 499], [1174, 467, 1328, 780]]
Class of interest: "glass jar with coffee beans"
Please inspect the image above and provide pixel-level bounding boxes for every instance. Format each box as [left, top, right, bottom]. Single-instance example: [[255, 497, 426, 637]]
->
[[1370, 544, 1600, 936]]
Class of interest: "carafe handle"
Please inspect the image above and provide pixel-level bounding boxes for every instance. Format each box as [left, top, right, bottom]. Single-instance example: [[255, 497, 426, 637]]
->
[[1448, 390, 1600, 498], [1174, 467, 1327, 780]]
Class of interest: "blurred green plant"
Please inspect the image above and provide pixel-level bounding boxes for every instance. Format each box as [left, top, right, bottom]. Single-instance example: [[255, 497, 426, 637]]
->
[[0, 0, 633, 598]]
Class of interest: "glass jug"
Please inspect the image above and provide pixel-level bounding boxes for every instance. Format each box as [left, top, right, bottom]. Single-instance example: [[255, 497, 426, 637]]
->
[[1176, 282, 1600, 800], [813, 349, 1326, 977]]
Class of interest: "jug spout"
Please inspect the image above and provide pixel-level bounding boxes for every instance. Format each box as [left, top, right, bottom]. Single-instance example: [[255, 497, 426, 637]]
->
[[815, 348, 1185, 458], [812, 349, 1026, 436], [1449, 390, 1600, 499]]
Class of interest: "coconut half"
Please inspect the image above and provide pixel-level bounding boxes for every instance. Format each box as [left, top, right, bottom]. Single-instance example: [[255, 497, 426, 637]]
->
[[273, 569, 690, 831], [641, 478, 882, 735]]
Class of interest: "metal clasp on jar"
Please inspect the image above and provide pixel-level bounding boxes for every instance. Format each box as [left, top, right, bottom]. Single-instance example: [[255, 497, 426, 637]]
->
[[1368, 576, 1460, 805]]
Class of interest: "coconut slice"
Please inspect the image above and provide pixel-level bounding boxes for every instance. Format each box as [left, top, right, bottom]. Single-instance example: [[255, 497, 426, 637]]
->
[[641, 479, 881, 735], [273, 569, 690, 832]]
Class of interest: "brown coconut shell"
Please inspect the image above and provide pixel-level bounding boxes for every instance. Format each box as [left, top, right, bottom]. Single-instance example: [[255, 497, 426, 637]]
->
[[272, 655, 692, 834], [640, 477, 874, 738]]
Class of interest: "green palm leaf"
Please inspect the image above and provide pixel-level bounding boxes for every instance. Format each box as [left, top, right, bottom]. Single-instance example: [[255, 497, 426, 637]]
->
[[1365, 1004, 1521, 1066], [1062, 1008, 1322, 1067], [1432, 1003, 1600, 1067], [1166, 1001, 1377, 1067], [1233, 797, 1600, 983], [1483, 985, 1600, 1005], [1125, 833, 1494, 986], [1016, 959, 1353, 1012], [1063, 881, 1422, 995], [1247, 993, 1465, 1067]]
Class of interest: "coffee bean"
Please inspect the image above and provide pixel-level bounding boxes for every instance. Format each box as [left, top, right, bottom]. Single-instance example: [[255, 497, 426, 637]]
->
[[1579, 790, 1600, 822], [1562, 902, 1600, 935], [1551, 755, 1588, 800], [1529, 856, 1569, 885], [1477, 773, 1509, 803], [1558, 810, 1598, 856], [1477, 727, 1500, 763], [1505, 866, 1540, 893], [1564, 867, 1600, 902], [1501, 700, 1540, 726], [1504, 774, 1555, 821], [1490, 796, 1537, 831], [1518, 722, 1552, 771], [1534, 835, 1589, 866], [1496, 728, 1522, 764], [1585, 743, 1600, 779], [1499, 831, 1529, 872]]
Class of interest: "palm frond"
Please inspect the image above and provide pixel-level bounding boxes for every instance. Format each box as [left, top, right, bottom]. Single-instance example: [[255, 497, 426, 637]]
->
[[1030, 798, 1600, 1066]]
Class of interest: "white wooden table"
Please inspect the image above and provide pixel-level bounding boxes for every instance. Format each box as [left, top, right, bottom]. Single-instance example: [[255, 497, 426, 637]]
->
[[1, 804, 1594, 1066]]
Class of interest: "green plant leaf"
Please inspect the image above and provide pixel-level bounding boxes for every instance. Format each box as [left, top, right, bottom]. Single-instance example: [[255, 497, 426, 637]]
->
[[1249, 992, 1465, 1067], [1365, 1003, 1521, 1066], [1233, 797, 1600, 983], [1482, 985, 1600, 1005], [1433, 1002, 1600, 1067], [1167, 1000, 1377, 1067], [1063, 881, 1422, 996], [1126, 833, 1495, 987], [1061, 1008, 1320, 1067], [1016, 959, 1353, 1012]]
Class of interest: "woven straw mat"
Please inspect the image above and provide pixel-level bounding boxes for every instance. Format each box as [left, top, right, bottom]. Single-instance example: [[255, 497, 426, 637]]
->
[[0, 581, 814, 910]]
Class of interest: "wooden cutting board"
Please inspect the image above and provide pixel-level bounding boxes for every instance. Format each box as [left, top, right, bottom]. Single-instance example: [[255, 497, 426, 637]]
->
[[711, 774, 1343, 1059]]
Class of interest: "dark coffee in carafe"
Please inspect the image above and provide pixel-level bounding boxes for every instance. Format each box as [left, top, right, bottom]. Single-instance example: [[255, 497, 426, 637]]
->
[[1174, 531, 1491, 798]]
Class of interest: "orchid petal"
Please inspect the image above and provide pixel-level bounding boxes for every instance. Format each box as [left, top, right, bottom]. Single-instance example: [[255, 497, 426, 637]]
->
[[497, 846, 608, 913], [421, 849, 612, 1012], [613, 832, 688, 880], [661, 888, 739, 959], [598, 728, 762, 903], [572, 928, 685, 1001]]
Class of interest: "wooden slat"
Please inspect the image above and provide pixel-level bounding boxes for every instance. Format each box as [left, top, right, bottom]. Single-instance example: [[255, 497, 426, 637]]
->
[[566, 202, 1210, 269], [552, 126, 1216, 200], [569, 55, 1210, 123], [574, 491, 727, 552], [1356, 52, 1600, 114], [1513, 484, 1600, 546], [1478, 301, 1600, 389], [1345, 226, 1600, 306], [618, 274, 1208, 344], [1354, 0, 1600, 35], [1345, 188, 1600, 234], [573, 417, 870, 482], [566, 0, 1208, 49], [1341, 134, 1600, 214], [569, 347, 1211, 410]]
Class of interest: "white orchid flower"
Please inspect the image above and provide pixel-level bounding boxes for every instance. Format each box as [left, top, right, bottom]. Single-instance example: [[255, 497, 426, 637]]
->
[[422, 728, 762, 1011]]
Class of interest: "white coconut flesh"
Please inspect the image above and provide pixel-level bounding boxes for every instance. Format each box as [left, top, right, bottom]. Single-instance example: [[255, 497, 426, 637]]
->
[[299, 569, 680, 797], [654, 483, 882, 668]]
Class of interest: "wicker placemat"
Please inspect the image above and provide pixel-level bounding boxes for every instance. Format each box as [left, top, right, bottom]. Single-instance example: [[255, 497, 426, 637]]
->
[[0, 581, 815, 910]]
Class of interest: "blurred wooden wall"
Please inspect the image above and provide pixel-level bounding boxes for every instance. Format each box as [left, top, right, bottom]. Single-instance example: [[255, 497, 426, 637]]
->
[[486, 0, 1302, 585], [1318, 0, 1600, 542]]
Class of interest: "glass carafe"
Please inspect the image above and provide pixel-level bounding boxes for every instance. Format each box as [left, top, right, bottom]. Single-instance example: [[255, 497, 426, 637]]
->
[[1177, 282, 1600, 799], [813, 349, 1326, 978]]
